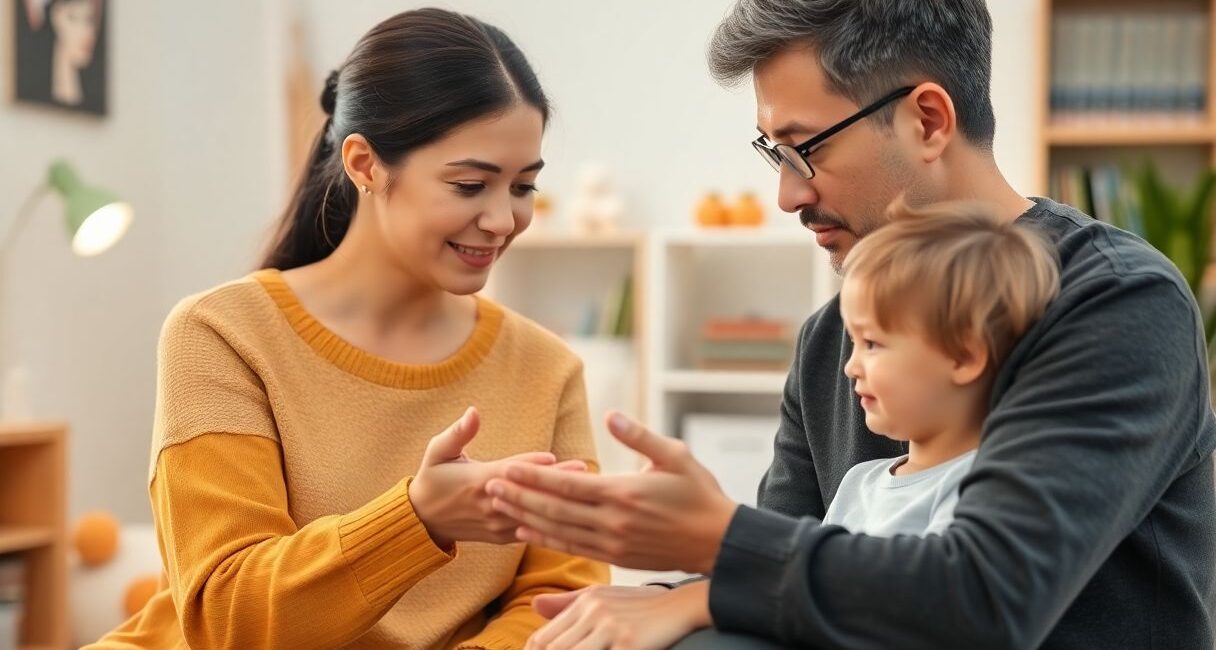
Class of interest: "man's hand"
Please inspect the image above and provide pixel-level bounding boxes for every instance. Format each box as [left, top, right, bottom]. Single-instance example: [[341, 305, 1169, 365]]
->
[[525, 582, 712, 650], [486, 412, 738, 574]]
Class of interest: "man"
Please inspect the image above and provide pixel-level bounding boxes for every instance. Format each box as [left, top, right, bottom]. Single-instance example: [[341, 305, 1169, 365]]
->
[[486, 1, 1216, 648]]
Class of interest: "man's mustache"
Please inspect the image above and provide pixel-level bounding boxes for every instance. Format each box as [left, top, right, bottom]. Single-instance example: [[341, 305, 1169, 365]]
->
[[800, 208, 847, 231]]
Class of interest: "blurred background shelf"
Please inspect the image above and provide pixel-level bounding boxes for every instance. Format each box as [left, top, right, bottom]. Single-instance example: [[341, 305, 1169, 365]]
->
[[0, 528, 56, 556], [1045, 123, 1216, 146], [663, 370, 788, 395]]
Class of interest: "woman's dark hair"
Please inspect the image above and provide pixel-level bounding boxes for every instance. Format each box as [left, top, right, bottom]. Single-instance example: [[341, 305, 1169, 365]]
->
[[261, 8, 550, 270]]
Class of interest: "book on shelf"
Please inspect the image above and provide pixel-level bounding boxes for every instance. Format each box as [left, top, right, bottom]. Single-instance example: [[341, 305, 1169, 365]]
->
[[1050, 8, 1209, 123], [1050, 165, 1146, 235], [699, 340, 793, 362], [702, 318, 790, 340], [577, 274, 634, 339], [0, 554, 24, 650], [0, 554, 23, 604], [612, 274, 634, 339]]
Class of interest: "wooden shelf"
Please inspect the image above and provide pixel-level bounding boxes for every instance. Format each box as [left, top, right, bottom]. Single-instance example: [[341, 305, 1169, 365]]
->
[[664, 370, 788, 395], [0, 527, 55, 554], [0, 421, 68, 448], [0, 423, 67, 649], [1046, 123, 1216, 147]]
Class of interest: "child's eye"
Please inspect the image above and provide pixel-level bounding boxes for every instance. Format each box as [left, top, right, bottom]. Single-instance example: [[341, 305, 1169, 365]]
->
[[863, 339, 879, 350]]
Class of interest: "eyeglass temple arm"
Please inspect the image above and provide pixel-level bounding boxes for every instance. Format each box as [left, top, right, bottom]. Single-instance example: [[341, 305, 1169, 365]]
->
[[797, 86, 917, 153]]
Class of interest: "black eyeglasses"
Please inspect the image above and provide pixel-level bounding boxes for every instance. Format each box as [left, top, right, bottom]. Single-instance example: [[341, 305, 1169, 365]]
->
[[752, 86, 915, 180]]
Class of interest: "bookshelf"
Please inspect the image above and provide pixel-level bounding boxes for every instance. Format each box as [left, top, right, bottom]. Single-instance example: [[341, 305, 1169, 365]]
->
[[486, 227, 835, 475], [644, 229, 835, 450], [0, 422, 67, 650], [1037, 0, 1216, 208]]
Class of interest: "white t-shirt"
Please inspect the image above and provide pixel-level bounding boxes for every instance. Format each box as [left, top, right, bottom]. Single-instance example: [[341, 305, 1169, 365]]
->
[[822, 450, 978, 537]]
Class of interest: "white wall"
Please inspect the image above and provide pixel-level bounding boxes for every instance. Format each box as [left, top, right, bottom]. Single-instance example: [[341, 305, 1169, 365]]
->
[[0, 0, 287, 524], [297, 0, 780, 231], [989, 0, 1042, 195], [151, 1, 289, 300], [298, 0, 1041, 229], [0, 0, 1039, 524]]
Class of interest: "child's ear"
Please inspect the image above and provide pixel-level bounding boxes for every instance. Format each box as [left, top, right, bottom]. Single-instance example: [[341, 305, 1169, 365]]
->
[[951, 334, 989, 386]]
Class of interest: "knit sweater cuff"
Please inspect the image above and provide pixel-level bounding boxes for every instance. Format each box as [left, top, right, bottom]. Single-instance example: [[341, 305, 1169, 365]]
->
[[454, 632, 515, 650], [338, 477, 455, 608]]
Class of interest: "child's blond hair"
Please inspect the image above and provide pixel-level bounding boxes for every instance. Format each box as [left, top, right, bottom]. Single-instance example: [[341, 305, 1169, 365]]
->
[[842, 198, 1060, 371]]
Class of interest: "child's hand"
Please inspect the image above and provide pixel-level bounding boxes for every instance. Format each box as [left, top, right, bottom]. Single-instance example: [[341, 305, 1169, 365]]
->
[[409, 407, 585, 548]]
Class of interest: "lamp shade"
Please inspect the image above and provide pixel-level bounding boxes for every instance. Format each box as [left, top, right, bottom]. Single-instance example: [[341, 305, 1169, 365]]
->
[[47, 160, 132, 257]]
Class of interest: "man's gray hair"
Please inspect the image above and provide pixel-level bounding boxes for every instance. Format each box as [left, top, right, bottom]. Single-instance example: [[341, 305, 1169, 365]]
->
[[709, 0, 995, 147]]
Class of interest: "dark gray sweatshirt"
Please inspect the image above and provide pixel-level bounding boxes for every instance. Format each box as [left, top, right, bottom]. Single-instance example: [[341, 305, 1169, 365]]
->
[[709, 198, 1216, 649]]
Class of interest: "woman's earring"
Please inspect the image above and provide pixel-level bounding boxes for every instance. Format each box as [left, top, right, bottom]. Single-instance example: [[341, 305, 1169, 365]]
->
[[359, 184, 371, 195]]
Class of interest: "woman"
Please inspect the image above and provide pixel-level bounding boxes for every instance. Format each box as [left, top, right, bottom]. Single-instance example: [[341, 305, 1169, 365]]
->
[[89, 8, 606, 649]]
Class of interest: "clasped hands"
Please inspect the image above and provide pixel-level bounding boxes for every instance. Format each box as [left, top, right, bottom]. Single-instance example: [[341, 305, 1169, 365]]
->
[[409, 408, 739, 650]]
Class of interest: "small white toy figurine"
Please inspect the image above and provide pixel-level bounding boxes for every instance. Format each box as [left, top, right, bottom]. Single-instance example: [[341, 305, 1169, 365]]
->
[[569, 164, 625, 234]]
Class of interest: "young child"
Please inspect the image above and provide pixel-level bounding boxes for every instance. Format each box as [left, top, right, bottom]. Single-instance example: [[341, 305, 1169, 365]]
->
[[826, 198, 1060, 536]]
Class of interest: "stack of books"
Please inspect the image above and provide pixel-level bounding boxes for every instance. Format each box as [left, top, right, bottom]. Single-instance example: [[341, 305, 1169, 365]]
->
[[696, 317, 793, 371], [1051, 8, 1208, 122]]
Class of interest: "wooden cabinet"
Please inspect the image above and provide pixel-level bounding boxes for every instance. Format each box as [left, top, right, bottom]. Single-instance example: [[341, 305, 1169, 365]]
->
[[0, 423, 67, 650]]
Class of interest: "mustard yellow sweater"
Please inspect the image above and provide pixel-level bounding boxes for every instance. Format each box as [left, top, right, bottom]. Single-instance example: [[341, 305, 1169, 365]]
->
[[87, 270, 607, 650]]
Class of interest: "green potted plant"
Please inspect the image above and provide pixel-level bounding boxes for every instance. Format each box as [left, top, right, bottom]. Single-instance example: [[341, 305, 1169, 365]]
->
[[1124, 163, 1216, 360]]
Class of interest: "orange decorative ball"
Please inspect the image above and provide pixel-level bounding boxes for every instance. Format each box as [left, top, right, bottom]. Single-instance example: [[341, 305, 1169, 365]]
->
[[534, 192, 554, 216], [73, 512, 120, 567], [729, 192, 765, 226], [123, 574, 161, 617], [695, 193, 729, 227]]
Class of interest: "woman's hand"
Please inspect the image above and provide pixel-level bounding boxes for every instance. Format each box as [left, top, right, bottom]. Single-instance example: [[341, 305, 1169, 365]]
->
[[525, 581, 712, 650], [409, 407, 585, 548]]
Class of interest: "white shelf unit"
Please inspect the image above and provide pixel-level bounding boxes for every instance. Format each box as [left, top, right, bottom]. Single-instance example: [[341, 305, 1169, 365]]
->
[[490, 226, 838, 450], [644, 229, 837, 441], [483, 230, 647, 476]]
